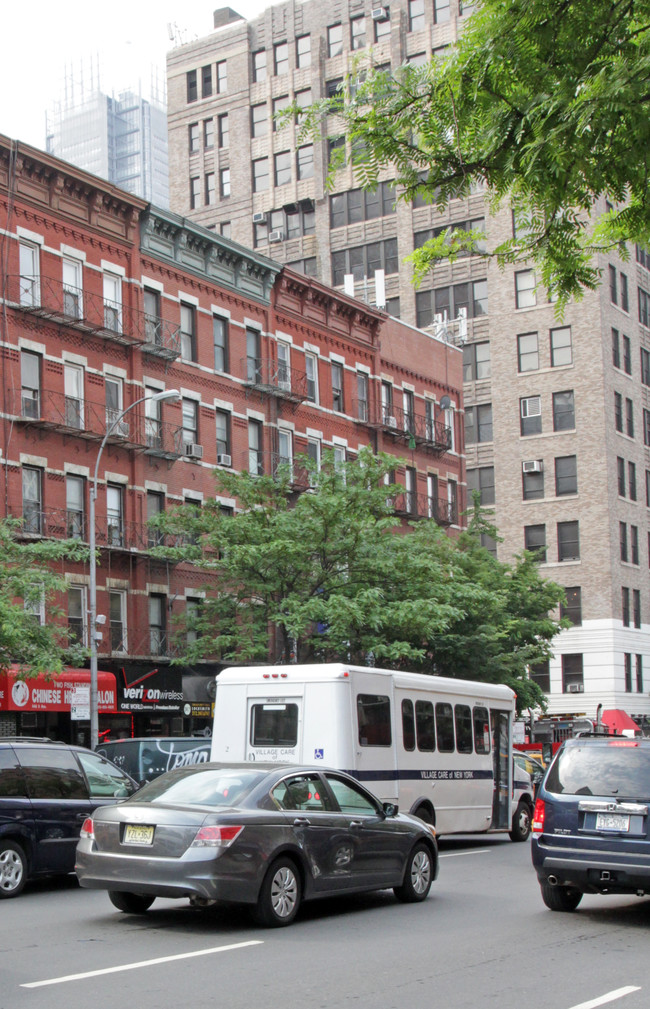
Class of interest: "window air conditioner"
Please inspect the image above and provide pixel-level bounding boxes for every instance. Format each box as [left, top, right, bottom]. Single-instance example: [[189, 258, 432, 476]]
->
[[568, 683, 584, 693], [268, 230, 285, 243], [217, 453, 232, 467], [372, 6, 388, 19], [522, 459, 543, 474], [252, 212, 266, 224], [114, 420, 130, 438], [387, 416, 397, 428], [185, 443, 204, 459]]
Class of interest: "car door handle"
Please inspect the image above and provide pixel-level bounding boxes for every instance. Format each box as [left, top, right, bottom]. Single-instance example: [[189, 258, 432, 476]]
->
[[293, 817, 311, 826], [349, 820, 364, 829]]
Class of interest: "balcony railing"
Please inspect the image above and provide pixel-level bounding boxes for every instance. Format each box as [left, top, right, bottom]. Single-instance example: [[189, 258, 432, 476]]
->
[[370, 403, 452, 454], [391, 493, 457, 526], [239, 449, 311, 490], [241, 357, 308, 403], [140, 314, 182, 361], [8, 504, 88, 540]]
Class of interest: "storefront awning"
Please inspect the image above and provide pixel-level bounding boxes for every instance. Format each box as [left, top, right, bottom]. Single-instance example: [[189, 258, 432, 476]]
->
[[0, 666, 117, 713]]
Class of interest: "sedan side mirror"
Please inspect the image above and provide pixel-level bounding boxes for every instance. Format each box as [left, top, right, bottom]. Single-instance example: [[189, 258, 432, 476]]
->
[[382, 802, 398, 817]]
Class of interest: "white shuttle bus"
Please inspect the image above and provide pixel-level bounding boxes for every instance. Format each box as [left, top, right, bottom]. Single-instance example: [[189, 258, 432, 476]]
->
[[211, 663, 533, 841]]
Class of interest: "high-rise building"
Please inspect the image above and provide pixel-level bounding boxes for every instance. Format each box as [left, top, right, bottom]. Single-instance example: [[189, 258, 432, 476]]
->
[[46, 65, 170, 208], [166, 1, 650, 727]]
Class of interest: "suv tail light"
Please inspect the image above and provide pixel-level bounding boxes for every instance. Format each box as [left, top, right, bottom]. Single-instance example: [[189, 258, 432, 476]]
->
[[532, 798, 545, 834], [190, 825, 243, 848], [80, 818, 95, 839]]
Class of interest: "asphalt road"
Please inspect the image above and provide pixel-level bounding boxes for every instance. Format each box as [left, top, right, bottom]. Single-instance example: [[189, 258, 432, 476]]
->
[[2, 835, 649, 1009]]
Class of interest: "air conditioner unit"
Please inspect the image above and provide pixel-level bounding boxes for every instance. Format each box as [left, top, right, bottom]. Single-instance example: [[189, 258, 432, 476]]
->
[[268, 230, 285, 243], [568, 683, 584, 693], [217, 453, 232, 467], [252, 212, 266, 224], [522, 459, 543, 474], [185, 443, 204, 459], [114, 420, 130, 438], [372, 6, 389, 19], [387, 416, 397, 428]]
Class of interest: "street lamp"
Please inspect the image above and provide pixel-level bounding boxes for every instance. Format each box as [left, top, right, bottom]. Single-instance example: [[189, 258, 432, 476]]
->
[[88, 388, 180, 750]]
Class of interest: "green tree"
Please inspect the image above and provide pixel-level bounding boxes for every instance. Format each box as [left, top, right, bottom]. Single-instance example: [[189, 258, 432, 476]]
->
[[156, 452, 564, 711], [300, 0, 650, 307], [0, 519, 88, 676]]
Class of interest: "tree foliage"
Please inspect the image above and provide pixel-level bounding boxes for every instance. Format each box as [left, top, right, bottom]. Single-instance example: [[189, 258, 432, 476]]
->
[[299, 0, 650, 308], [155, 451, 565, 711], [0, 519, 89, 676]]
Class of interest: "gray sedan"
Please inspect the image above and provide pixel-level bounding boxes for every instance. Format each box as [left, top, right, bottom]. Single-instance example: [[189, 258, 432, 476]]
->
[[75, 762, 438, 927]]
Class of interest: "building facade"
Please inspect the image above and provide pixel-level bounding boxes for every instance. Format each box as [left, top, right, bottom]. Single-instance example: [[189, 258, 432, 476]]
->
[[166, 0, 650, 725], [0, 134, 462, 743]]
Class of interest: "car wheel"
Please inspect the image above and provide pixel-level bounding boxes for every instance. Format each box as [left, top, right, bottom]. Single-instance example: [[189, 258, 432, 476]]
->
[[252, 856, 301, 927], [394, 843, 433, 903], [540, 882, 582, 912], [509, 801, 531, 842], [108, 891, 156, 914], [0, 840, 27, 899]]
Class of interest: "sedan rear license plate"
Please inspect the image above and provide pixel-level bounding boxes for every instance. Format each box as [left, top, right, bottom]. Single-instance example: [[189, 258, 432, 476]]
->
[[124, 824, 154, 845], [595, 812, 630, 832]]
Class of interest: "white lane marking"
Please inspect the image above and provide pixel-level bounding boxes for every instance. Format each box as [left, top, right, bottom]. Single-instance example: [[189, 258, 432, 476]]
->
[[440, 848, 491, 858], [568, 987, 641, 1009], [21, 939, 264, 988]]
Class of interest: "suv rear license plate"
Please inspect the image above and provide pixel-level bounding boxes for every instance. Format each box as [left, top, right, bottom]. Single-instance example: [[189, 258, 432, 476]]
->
[[595, 812, 630, 832], [124, 824, 154, 845]]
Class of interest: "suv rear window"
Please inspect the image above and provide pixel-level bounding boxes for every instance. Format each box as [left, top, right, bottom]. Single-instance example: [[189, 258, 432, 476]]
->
[[545, 742, 650, 798]]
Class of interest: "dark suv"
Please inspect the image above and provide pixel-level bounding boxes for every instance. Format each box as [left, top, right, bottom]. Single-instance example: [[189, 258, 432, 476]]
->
[[531, 735, 650, 911], [0, 738, 137, 898]]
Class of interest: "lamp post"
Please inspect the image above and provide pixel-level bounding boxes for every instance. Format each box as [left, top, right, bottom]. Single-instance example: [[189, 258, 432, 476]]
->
[[88, 389, 180, 750]]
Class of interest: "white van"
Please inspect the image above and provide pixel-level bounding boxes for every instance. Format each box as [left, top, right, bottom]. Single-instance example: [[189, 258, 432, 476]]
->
[[211, 663, 533, 840]]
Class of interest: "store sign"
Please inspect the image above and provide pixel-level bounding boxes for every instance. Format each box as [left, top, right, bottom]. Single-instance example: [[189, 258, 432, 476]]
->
[[118, 666, 183, 714], [0, 668, 116, 713]]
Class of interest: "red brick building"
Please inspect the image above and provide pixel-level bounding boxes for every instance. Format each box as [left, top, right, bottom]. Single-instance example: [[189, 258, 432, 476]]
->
[[0, 135, 463, 743]]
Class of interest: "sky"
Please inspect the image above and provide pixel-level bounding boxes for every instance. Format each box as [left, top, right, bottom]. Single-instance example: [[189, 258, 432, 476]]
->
[[1, 0, 278, 149]]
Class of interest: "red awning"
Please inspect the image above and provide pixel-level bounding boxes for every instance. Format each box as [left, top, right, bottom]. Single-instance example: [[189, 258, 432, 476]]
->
[[0, 666, 117, 713], [600, 709, 640, 735]]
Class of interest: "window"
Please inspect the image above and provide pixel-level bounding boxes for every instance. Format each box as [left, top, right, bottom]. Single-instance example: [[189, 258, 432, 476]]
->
[[621, 272, 629, 312], [253, 49, 266, 82], [246, 327, 261, 383], [455, 705, 473, 755], [144, 387, 162, 448], [220, 222, 231, 239], [186, 69, 197, 103], [295, 88, 312, 125], [19, 240, 40, 307], [180, 303, 196, 362], [331, 240, 398, 286], [274, 42, 288, 75], [331, 361, 344, 412], [181, 398, 198, 448], [190, 176, 200, 209], [560, 587, 582, 625], [296, 34, 311, 67], [297, 145, 314, 181], [149, 594, 167, 655], [631, 525, 640, 565], [109, 590, 127, 652], [217, 113, 229, 148], [147, 491, 164, 547], [555, 455, 577, 495], [351, 16, 366, 49], [213, 315, 229, 372], [629, 461, 637, 500], [201, 64, 212, 98], [641, 347, 650, 386], [106, 484, 124, 545], [220, 168, 230, 198], [466, 466, 495, 505], [327, 24, 343, 57], [550, 326, 572, 367], [435, 702, 455, 753], [415, 279, 488, 327], [637, 654, 644, 692], [403, 390, 416, 435], [408, 0, 425, 31], [65, 475, 85, 540], [20, 350, 40, 418], [473, 706, 491, 754], [305, 352, 318, 403], [620, 521, 629, 562], [330, 184, 396, 227], [553, 390, 575, 431], [64, 364, 84, 429], [205, 172, 215, 205], [609, 264, 618, 304], [612, 328, 621, 368], [143, 288, 161, 346], [633, 588, 641, 628], [216, 410, 231, 461], [22, 466, 42, 534], [463, 341, 491, 381], [61, 257, 82, 319], [615, 392, 623, 432], [520, 395, 542, 436], [558, 521, 580, 561], [68, 586, 86, 645], [525, 524, 547, 561], [626, 397, 635, 437], [277, 342, 291, 391], [623, 334, 632, 374], [326, 77, 343, 98], [625, 653, 633, 692], [277, 429, 293, 478], [522, 468, 544, 501], [356, 371, 369, 421], [103, 272, 122, 333], [517, 332, 538, 372], [617, 456, 626, 497], [465, 403, 493, 444], [644, 409, 650, 446], [251, 103, 268, 138], [401, 699, 416, 751], [515, 270, 536, 308], [639, 287, 650, 327], [253, 158, 269, 192], [530, 660, 550, 693], [622, 586, 630, 626], [203, 118, 214, 148], [374, 11, 391, 40], [248, 419, 263, 475], [435, 0, 451, 21], [216, 60, 227, 93], [288, 257, 318, 277], [562, 654, 583, 693]]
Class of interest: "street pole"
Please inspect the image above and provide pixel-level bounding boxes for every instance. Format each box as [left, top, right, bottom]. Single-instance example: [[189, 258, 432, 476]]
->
[[88, 388, 179, 750]]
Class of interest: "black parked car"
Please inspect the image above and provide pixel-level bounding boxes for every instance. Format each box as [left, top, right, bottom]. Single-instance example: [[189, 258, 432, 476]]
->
[[531, 734, 650, 911], [76, 762, 438, 927], [0, 738, 138, 898]]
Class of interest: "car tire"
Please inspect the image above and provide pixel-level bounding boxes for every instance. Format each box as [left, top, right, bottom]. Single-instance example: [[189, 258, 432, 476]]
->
[[540, 882, 582, 912], [509, 801, 532, 842], [413, 805, 434, 826], [394, 843, 433, 903], [252, 856, 301, 927], [108, 890, 156, 914], [0, 840, 27, 899]]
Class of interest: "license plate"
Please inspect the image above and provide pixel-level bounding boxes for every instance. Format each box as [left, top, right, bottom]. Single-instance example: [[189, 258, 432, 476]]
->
[[595, 812, 630, 832], [124, 824, 154, 845]]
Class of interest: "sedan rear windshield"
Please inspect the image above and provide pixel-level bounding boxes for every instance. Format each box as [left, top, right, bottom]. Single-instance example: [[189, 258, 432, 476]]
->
[[130, 767, 267, 807], [545, 743, 650, 798]]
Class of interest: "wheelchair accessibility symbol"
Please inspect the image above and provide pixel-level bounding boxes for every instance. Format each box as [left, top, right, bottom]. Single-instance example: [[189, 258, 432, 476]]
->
[[314, 748, 324, 760]]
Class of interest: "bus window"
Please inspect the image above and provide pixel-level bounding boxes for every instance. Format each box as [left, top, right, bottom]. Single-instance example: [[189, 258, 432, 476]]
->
[[357, 694, 391, 746], [402, 699, 415, 751], [455, 704, 473, 754], [436, 702, 455, 752], [416, 699, 435, 751], [250, 703, 299, 747], [473, 706, 491, 754]]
